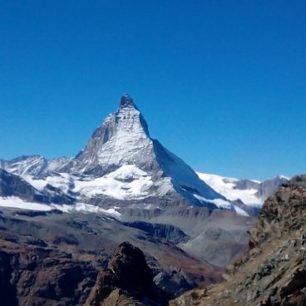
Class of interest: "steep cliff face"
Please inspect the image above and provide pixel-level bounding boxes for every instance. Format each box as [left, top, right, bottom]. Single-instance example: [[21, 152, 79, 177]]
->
[[171, 175, 306, 306], [73, 95, 156, 175]]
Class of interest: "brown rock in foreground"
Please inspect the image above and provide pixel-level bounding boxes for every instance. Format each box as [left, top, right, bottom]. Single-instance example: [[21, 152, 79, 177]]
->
[[86, 241, 169, 306], [0, 238, 96, 306], [171, 176, 306, 306]]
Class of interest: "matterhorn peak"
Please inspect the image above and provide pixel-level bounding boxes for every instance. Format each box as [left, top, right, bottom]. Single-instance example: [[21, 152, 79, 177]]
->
[[66, 95, 232, 210], [120, 94, 136, 109], [70, 95, 154, 175], [0, 95, 249, 213]]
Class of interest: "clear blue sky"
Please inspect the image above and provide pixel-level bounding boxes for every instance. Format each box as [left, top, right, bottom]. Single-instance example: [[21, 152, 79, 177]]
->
[[0, 1, 305, 180]]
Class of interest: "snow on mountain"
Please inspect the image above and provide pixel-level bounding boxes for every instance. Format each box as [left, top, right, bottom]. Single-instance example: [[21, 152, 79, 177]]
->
[[197, 172, 261, 206], [64, 95, 228, 208], [74, 165, 155, 200], [0, 95, 264, 215], [1, 155, 71, 177], [0, 196, 121, 218], [197, 172, 288, 207], [0, 196, 52, 211], [71, 95, 155, 175], [23, 173, 73, 193], [2, 155, 48, 176]]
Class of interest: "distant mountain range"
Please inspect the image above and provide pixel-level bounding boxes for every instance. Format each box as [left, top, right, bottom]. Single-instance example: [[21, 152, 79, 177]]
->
[[197, 172, 288, 207]]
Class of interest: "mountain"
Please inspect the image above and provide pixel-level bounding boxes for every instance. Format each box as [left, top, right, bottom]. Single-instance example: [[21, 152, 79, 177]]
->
[[0, 95, 286, 273], [0, 169, 75, 205], [197, 172, 288, 207], [0, 94, 294, 305], [0, 169, 41, 201], [67, 94, 230, 209], [171, 175, 306, 306], [0, 155, 71, 177], [1, 95, 246, 214]]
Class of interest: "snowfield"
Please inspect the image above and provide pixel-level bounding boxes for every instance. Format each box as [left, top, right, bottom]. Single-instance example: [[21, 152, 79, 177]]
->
[[0, 196, 122, 219], [197, 172, 263, 206], [74, 165, 154, 200]]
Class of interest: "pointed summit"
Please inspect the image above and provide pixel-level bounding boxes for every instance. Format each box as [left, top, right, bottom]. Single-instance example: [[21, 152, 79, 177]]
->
[[120, 94, 136, 108], [72, 95, 152, 175], [68, 95, 229, 210]]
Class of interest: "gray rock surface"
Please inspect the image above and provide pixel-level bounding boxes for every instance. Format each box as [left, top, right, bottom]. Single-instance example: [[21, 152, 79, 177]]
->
[[171, 175, 306, 306]]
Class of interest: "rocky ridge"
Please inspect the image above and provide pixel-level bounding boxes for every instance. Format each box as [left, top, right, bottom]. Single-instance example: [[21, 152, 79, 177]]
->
[[85, 242, 169, 306], [170, 175, 306, 306]]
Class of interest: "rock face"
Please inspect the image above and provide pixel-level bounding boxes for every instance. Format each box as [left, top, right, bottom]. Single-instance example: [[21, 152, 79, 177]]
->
[[171, 175, 306, 306], [0, 250, 18, 306], [85, 242, 169, 306], [73, 95, 155, 175], [0, 235, 96, 306], [255, 175, 289, 200]]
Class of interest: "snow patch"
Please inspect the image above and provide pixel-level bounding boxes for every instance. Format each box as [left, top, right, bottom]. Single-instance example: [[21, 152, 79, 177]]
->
[[197, 172, 262, 206], [193, 193, 232, 209], [0, 197, 122, 219], [233, 205, 249, 217], [0, 197, 52, 211], [74, 165, 154, 200]]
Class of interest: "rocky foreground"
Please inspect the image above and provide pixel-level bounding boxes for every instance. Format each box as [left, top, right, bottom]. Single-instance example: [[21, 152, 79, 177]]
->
[[171, 175, 306, 306]]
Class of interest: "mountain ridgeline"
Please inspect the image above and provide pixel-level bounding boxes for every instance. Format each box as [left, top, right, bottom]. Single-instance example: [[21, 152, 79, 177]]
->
[[0, 95, 273, 216]]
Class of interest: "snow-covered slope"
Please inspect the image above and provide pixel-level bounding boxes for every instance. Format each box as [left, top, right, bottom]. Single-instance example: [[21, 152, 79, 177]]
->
[[1, 155, 71, 177], [197, 172, 289, 207], [64, 95, 229, 209], [71, 95, 156, 175], [0, 95, 262, 216]]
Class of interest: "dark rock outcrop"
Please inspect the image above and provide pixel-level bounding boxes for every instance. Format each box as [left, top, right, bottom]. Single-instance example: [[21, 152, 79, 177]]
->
[[0, 251, 18, 306], [86, 242, 169, 306]]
